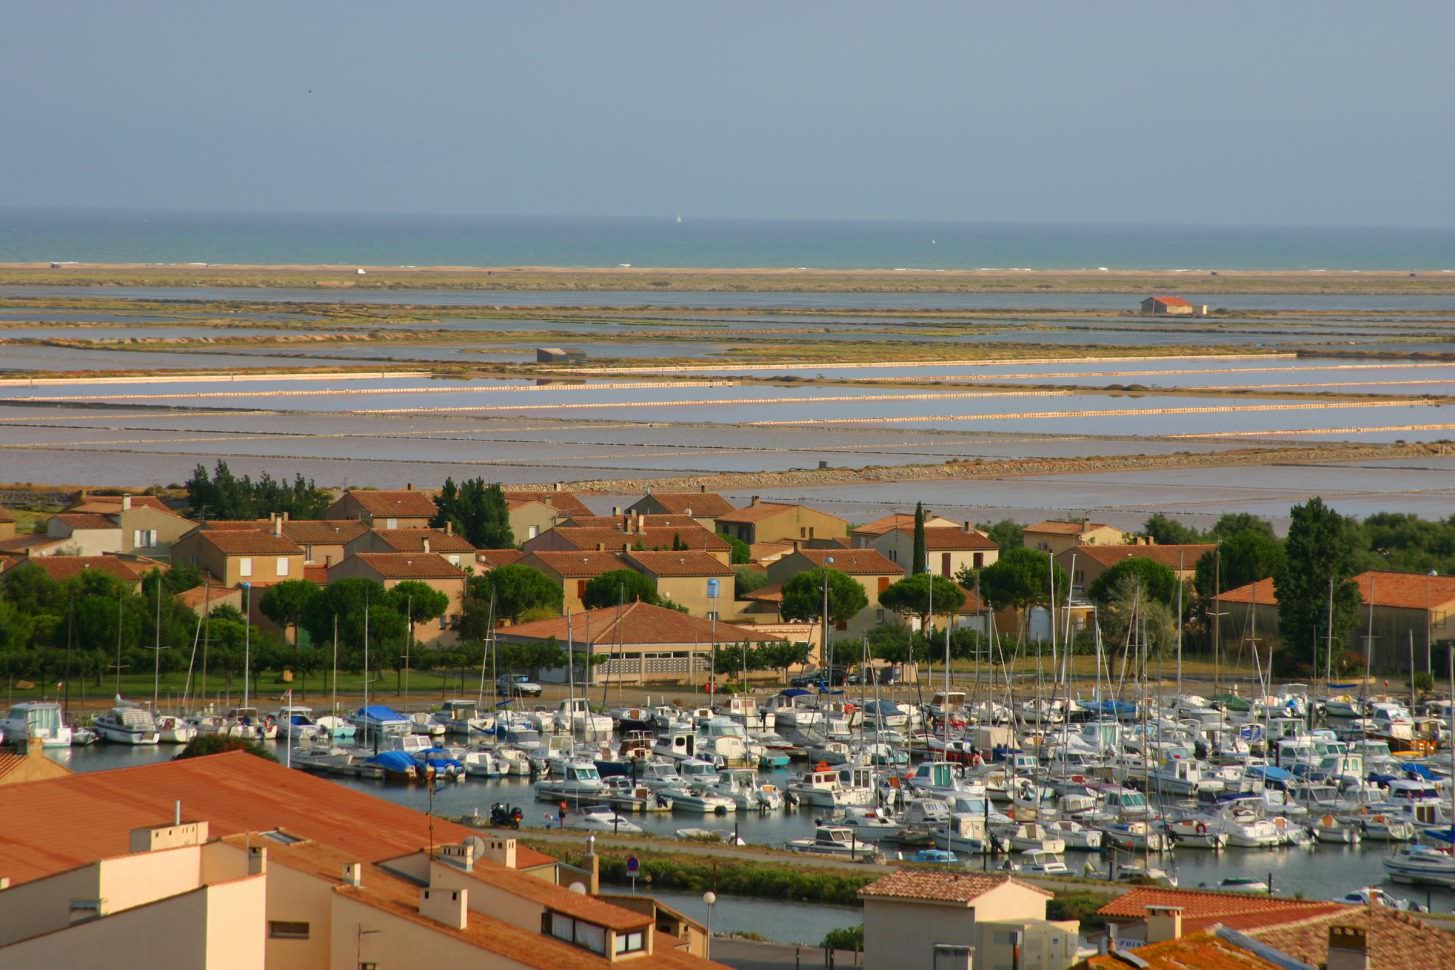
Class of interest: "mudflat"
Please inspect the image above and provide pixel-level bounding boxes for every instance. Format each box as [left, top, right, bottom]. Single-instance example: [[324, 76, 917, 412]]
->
[[3, 262, 1455, 294]]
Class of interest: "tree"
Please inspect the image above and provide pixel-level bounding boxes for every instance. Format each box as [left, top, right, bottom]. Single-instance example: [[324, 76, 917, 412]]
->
[[1142, 513, 1206, 546], [1095, 573, 1178, 671], [259, 580, 323, 645], [430, 477, 513, 549], [779, 568, 868, 626], [1194, 530, 1285, 599], [734, 567, 769, 597], [978, 548, 1067, 610], [879, 573, 966, 631], [1275, 497, 1363, 666], [388, 581, 450, 640], [174, 734, 277, 762], [977, 520, 1024, 553], [298, 578, 407, 669], [185, 460, 329, 520], [582, 569, 659, 610], [1087, 557, 1181, 610], [722, 534, 751, 565], [1210, 513, 1276, 541], [911, 502, 927, 575], [758, 640, 812, 681], [471, 565, 562, 625]]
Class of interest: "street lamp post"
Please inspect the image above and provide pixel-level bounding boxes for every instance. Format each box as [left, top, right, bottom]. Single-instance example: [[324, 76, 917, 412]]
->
[[242, 581, 252, 708], [822, 557, 835, 681], [702, 890, 717, 959]]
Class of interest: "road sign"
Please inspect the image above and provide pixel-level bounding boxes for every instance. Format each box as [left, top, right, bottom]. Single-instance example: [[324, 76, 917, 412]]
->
[[626, 855, 639, 874]]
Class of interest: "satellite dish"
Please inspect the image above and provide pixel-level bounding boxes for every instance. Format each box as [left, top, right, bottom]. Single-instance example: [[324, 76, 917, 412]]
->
[[464, 835, 487, 857]]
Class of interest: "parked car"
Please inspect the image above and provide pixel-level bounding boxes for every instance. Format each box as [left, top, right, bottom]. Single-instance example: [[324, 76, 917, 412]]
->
[[791, 666, 848, 688], [497, 674, 543, 698]]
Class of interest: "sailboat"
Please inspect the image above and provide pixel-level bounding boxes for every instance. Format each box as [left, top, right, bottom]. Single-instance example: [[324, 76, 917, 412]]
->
[[1383, 648, 1455, 887]]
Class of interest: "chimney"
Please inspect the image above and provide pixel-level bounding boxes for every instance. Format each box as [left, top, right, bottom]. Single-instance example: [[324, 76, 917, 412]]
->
[[584, 834, 601, 893], [481, 837, 517, 869], [611, 506, 621, 516], [644, 486, 652, 495], [445, 521, 453, 536], [963, 520, 972, 532], [420, 887, 468, 930], [406, 483, 414, 491], [1145, 906, 1183, 944], [439, 842, 476, 872], [1327, 925, 1370, 970], [750, 495, 760, 506], [121, 495, 132, 511], [248, 844, 267, 876], [699, 484, 706, 493], [553, 482, 562, 492], [273, 516, 283, 537], [596, 543, 606, 552], [1105, 924, 1119, 954], [422, 537, 431, 554], [342, 862, 362, 888]]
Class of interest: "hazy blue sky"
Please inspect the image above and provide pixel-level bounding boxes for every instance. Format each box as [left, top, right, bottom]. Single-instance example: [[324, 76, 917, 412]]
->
[[3, 2, 1451, 226]]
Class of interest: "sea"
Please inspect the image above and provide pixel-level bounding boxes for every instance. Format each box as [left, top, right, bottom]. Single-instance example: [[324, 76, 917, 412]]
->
[[3, 208, 1455, 271]]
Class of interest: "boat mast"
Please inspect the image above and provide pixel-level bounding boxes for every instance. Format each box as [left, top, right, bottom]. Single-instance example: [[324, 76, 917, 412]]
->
[[1175, 552, 1184, 699], [331, 612, 339, 718], [153, 571, 163, 712]]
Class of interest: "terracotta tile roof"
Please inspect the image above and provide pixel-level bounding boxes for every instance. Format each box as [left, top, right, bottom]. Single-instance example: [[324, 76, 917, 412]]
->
[[1027, 520, 1111, 535], [742, 581, 784, 603], [0, 750, 555, 886], [625, 550, 734, 578], [859, 871, 1051, 904], [200, 530, 304, 556], [51, 512, 119, 531], [369, 528, 478, 554], [341, 489, 439, 518], [1074, 543, 1217, 570], [342, 552, 466, 580], [199, 518, 273, 531], [896, 526, 999, 551], [523, 550, 630, 578], [10, 555, 154, 584], [280, 519, 369, 545], [561, 515, 627, 527], [303, 564, 328, 584], [1248, 906, 1455, 970], [635, 492, 737, 518], [852, 512, 962, 536], [1218, 570, 1455, 612], [791, 548, 904, 576], [1099, 887, 1347, 934], [1149, 295, 1194, 308], [1080, 930, 1281, 970], [718, 502, 842, 525], [748, 540, 795, 564], [544, 525, 730, 554], [500, 601, 782, 647], [502, 490, 592, 518], [174, 583, 244, 611], [0, 535, 69, 554], [69, 495, 172, 513], [476, 548, 527, 568]]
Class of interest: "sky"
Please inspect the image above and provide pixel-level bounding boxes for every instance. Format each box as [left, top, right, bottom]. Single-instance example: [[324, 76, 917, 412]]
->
[[3, 2, 1452, 227]]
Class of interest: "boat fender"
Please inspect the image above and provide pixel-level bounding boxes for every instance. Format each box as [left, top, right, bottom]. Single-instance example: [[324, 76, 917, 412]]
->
[[1195, 821, 1207, 835]]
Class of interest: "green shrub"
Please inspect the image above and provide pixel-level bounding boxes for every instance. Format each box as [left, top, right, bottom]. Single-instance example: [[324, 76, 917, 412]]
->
[[822, 925, 864, 951]]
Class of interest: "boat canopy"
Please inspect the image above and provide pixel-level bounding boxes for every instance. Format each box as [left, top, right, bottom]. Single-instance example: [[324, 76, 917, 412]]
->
[[356, 705, 407, 721], [366, 751, 416, 772]]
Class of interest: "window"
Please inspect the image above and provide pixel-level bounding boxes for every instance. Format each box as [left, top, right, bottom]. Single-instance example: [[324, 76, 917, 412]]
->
[[448, 554, 460, 566], [276, 557, 290, 577], [973, 552, 984, 569], [577, 579, 588, 598], [877, 576, 890, 594], [133, 529, 157, 548], [386, 518, 398, 529], [546, 913, 607, 955], [941, 552, 951, 576], [239, 557, 253, 578], [888, 549, 897, 563], [528, 525, 539, 539], [615, 930, 646, 954], [269, 921, 310, 940]]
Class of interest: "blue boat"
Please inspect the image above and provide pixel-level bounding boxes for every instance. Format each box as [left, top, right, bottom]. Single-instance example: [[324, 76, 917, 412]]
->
[[349, 705, 411, 741], [363, 750, 419, 783]]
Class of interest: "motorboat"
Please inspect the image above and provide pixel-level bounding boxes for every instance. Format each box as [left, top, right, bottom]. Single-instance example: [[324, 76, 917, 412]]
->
[[2, 702, 73, 747], [462, 750, 507, 778], [1099, 820, 1168, 853], [1383, 845, 1455, 887], [825, 806, 901, 841], [154, 713, 197, 744], [408, 712, 448, 739], [1311, 813, 1362, 845], [660, 784, 735, 814], [534, 760, 607, 803], [1352, 813, 1416, 842], [223, 707, 277, 740], [697, 717, 754, 766], [553, 698, 613, 738], [714, 768, 784, 811], [1009, 849, 1069, 876], [93, 702, 159, 745], [1218, 877, 1270, 894], [1047, 818, 1103, 850], [1166, 818, 1227, 850], [1008, 822, 1065, 854], [434, 699, 490, 739], [785, 825, 879, 861], [566, 805, 643, 833], [362, 750, 421, 784], [603, 776, 674, 813], [787, 767, 874, 809], [350, 705, 411, 741], [1334, 886, 1426, 911]]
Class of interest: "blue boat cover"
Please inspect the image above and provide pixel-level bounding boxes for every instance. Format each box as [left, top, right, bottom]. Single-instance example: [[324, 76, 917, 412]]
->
[[1401, 763, 1439, 781], [356, 705, 406, 721], [366, 751, 416, 772]]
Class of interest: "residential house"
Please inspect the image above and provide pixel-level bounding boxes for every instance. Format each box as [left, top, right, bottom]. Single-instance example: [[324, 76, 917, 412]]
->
[[326, 486, 437, 529], [327, 552, 468, 645], [867, 525, 1000, 577], [1, 555, 156, 593], [1214, 570, 1455, 671], [622, 550, 734, 618], [173, 526, 305, 588], [524, 524, 732, 565], [0, 751, 720, 969], [626, 489, 737, 531], [1140, 295, 1194, 315], [766, 548, 904, 636], [476, 548, 527, 570], [1056, 543, 1215, 597], [44, 513, 122, 557], [1083, 884, 1455, 970], [859, 870, 1079, 970], [716, 498, 848, 547], [346, 526, 478, 568], [519, 550, 631, 615], [0, 534, 70, 557], [496, 600, 785, 686], [273, 516, 368, 567], [1024, 520, 1128, 555], [850, 510, 963, 547], [66, 494, 197, 558], [503, 488, 593, 542]]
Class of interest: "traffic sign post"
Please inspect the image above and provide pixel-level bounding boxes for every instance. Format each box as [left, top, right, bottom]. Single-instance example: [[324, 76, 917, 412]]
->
[[626, 854, 639, 894]]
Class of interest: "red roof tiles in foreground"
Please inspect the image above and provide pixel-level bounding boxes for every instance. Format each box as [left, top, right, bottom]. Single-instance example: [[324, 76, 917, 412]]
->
[[1218, 570, 1455, 612], [0, 750, 553, 886], [1248, 906, 1455, 970], [1079, 930, 1281, 970], [1098, 886, 1347, 934], [859, 870, 1051, 904]]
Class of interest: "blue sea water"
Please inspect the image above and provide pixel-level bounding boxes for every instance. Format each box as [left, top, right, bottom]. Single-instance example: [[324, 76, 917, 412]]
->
[[3, 208, 1455, 270]]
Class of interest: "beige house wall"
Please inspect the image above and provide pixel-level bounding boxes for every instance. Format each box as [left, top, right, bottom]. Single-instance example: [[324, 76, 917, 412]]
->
[[1026, 525, 1126, 555], [0, 864, 100, 946], [864, 899, 975, 970], [98, 844, 204, 914], [45, 521, 121, 557], [509, 501, 562, 544], [326, 493, 432, 529], [870, 530, 998, 576], [426, 862, 547, 932], [117, 506, 194, 557], [649, 575, 721, 617], [174, 532, 304, 588], [975, 919, 1081, 970], [719, 507, 847, 546], [766, 553, 897, 637], [329, 892, 535, 970]]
